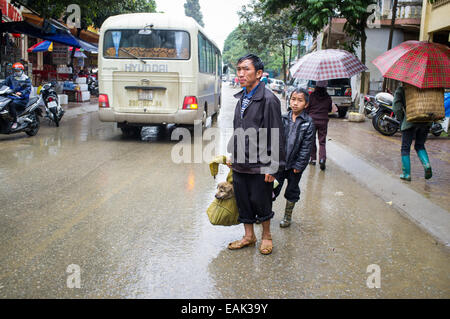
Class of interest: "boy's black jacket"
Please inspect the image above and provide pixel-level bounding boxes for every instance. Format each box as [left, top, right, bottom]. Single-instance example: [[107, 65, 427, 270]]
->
[[281, 110, 315, 172], [227, 82, 286, 175]]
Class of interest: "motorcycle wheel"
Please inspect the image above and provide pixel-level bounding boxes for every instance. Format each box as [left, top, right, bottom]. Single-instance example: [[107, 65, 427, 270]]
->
[[372, 110, 398, 136], [53, 109, 59, 127], [25, 111, 40, 136], [432, 131, 441, 137]]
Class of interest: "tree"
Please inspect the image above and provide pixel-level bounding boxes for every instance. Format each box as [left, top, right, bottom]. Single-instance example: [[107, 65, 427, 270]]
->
[[184, 0, 205, 27], [261, 0, 376, 64], [261, 0, 376, 100], [223, 28, 248, 70], [223, 27, 285, 78], [237, 0, 298, 84]]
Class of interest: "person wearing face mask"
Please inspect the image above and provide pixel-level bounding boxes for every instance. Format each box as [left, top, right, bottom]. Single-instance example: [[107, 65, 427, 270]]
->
[[1, 62, 32, 129]]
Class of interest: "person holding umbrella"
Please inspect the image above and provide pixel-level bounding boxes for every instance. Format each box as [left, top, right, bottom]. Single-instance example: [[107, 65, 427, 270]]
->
[[373, 40, 450, 181], [289, 49, 368, 170], [306, 80, 332, 170], [392, 83, 432, 181]]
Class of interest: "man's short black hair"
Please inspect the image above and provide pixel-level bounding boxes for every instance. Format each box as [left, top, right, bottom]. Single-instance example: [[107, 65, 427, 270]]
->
[[290, 87, 310, 104], [237, 54, 264, 72]]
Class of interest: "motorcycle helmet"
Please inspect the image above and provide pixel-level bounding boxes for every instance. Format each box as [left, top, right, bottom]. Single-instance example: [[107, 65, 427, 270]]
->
[[12, 62, 24, 78]]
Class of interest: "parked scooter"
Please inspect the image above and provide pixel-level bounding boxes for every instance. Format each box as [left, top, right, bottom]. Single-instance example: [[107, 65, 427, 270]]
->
[[87, 75, 98, 97], [364, 92, 444, 137], [0, 85, 43, 136], [364, 92, 398, 136], [39, 82, 65, 127]]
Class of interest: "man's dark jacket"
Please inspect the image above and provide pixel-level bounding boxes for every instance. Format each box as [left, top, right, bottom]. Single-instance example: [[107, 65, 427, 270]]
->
[[282, 110, 315, 172], [227, 82, 286, 175]]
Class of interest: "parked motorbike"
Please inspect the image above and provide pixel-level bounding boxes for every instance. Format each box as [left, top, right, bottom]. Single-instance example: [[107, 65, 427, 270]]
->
[[365, 93, 444, 137], [364, 92, 398, 136], [0, 85, 43, 136], [87, 75, 98, 97], [39, 82, 65, 127]]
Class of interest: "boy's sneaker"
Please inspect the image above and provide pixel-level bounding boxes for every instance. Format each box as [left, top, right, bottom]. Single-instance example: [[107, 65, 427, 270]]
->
[[11, 122, 18, 130], [309, 159, 316, 165]]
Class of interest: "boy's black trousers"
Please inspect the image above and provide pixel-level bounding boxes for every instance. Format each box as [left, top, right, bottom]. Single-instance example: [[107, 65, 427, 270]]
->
[[232, 171, 274, 224], [274, 169, 303, 203]]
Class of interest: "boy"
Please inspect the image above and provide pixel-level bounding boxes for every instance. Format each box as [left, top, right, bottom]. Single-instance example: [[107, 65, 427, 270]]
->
[[274, 88, 315, 227]]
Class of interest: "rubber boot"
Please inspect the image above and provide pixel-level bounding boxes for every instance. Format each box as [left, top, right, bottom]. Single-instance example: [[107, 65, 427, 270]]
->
[[417, 149, 432, 179], [400, 155, 411, 181], [280, 201, 295, 228]]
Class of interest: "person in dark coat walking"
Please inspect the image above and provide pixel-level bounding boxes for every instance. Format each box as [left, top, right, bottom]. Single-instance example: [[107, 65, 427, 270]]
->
[[392, 83, 433, 181], [306, 80, 332, 170], [227, 54, 286, 255], [274, 88, 315, 227]]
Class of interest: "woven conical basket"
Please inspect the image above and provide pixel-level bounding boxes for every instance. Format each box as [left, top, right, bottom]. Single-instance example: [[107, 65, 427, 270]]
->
[[405, 84, 445, 123]]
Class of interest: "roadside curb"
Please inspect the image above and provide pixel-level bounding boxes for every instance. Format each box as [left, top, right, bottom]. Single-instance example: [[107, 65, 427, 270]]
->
[[327, 141, 450, 249]]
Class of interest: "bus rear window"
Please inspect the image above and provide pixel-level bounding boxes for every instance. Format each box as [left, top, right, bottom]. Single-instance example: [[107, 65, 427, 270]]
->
[[103, 30, 190, 60]]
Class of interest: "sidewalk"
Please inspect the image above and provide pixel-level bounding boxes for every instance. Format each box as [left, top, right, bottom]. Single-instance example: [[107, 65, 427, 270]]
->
[[327, 118, 450, 211], [279, 94, 450, 248]]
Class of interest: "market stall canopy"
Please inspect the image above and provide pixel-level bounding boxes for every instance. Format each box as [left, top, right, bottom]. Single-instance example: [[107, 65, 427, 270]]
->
[[27, 40, 53, 52], [0, 20, 98, 51], [22, 13, 99, 44]]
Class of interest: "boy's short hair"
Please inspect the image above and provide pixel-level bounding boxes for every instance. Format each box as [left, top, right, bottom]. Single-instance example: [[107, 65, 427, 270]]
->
[[237, 54, 264, 73], [290, 87, 310, 104]]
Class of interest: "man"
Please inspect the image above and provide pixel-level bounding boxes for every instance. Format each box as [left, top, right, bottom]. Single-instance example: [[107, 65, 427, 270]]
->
[[227, 54, 286, 255], [1, 62, 31, 129]]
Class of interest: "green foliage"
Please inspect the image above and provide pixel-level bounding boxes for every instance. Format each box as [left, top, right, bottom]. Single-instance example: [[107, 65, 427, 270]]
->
[[260, 0, 376, 63], [223, 28, 248, 70], [13, 0, 157, 29], [184, 0, 205, 27], [226, 0, 298, 79]]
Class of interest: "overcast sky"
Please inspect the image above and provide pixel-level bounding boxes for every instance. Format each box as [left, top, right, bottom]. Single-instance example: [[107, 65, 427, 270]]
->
[[155, 0, 252, 51]]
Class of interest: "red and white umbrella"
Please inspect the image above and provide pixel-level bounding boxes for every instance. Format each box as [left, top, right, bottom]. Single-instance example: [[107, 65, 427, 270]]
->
[[290, 49, 368, 81], [372, 41, 450, 89]]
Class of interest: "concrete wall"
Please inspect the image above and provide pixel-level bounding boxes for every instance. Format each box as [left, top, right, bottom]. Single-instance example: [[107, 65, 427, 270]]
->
[[420, 0, 450, 40], [354, 27, 404, 93]]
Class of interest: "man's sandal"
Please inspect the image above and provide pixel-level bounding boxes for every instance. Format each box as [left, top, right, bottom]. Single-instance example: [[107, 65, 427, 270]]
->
[[228, 236, 257, 250], [259, 234, 273, 255]]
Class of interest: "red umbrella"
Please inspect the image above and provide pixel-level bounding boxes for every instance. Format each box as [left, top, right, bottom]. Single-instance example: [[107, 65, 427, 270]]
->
[[372, 41, 450, 88]]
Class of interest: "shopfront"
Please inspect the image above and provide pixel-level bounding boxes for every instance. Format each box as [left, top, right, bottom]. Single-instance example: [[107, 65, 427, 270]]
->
[[0, 0, 28, 80]]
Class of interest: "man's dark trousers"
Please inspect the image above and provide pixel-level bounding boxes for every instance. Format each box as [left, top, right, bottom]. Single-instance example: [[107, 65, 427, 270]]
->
[[232, 171, 274, 224], [273, 169, 302, 203]]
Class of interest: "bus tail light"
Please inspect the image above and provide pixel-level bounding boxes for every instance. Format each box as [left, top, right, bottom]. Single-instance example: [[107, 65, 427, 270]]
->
[[344, 88, 352, 96], [99, 94, 110, 108], [183, 96, 198, 110]]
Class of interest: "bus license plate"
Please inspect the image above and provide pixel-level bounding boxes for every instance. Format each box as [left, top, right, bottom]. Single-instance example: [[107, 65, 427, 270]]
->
[[327, 89, 335, 95], [138, 90, 153, 101]]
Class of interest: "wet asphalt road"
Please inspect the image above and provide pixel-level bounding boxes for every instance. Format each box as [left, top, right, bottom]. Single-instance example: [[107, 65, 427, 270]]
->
[[0, 85, 449, 298]]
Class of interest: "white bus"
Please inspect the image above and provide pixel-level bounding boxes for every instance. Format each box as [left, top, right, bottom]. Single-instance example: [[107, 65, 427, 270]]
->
[[98, 13, 222, 136]]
